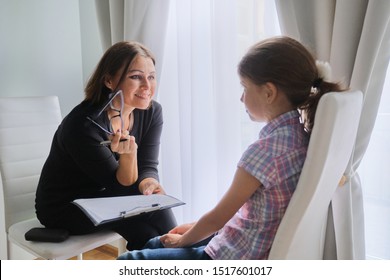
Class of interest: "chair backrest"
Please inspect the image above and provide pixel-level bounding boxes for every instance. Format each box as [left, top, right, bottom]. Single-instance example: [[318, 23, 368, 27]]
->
[[0, 96, 62, 230], [268, 90, 363, 259]]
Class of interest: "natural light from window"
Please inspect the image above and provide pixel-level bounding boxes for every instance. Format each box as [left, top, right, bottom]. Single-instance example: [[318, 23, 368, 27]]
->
[[237, 0, 280, 152], [237, 0, 389, 260]]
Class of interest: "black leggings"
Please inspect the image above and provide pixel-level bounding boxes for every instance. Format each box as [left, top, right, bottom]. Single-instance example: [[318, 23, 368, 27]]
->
[[38, 203, 177, 250]]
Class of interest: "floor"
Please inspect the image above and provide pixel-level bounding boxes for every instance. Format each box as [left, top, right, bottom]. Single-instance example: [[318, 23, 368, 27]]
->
[[68, 245, 117, 260]]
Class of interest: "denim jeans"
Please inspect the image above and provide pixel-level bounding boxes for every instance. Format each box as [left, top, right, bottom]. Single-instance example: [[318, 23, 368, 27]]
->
[[117, 236, 212, 260]]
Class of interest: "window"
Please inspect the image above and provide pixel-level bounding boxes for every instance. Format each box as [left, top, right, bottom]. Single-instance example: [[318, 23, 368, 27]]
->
[[236, 0, 281, 152], [360, 66, 390, 259], [237, 0, 390, 259]]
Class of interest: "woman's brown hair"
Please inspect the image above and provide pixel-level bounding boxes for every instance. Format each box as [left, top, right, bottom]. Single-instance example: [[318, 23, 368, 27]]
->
[[238, 36, 347, 133], [84, 41, 155, 107]]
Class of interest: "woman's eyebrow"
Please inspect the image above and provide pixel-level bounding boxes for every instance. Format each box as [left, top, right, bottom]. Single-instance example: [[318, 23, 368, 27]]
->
[[127, 69, 156, 75]]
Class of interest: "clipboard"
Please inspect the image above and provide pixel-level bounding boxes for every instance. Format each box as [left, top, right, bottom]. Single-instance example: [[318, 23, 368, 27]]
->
[[73, 194, 185, 226]]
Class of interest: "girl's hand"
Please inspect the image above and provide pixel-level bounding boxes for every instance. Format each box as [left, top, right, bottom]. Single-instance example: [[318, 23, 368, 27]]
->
[[160, 233, 182, 248], [139, 178, 165, 195], [168, 223, 195, 235]]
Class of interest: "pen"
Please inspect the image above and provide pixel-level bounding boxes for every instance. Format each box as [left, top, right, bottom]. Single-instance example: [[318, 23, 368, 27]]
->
[[100, 138, 128, 146]]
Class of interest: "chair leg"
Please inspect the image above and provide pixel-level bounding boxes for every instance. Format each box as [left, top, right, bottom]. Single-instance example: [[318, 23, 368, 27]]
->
[[117, 238, 127, 256], [77, 253, 83, 260]]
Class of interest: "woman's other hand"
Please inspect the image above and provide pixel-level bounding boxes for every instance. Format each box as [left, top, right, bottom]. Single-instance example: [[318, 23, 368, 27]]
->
[[139, 178, 165, 195]]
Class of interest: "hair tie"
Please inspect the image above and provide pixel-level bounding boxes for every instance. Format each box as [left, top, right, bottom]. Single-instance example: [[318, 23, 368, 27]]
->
[[315, 60, 332, 82], [311, 77, 323, 95], [312, 78, 323, 88], [311, 60, 332, 95]]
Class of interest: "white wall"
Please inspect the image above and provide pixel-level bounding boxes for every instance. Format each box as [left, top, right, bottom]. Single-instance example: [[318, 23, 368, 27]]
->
[[0, 0, 103, 259], [79, 0, 104, 86], [0, 0, 102, 117]]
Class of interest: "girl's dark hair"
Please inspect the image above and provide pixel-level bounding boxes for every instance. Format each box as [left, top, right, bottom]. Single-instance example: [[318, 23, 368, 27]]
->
[[84, 41, 155, 106], [238, 36, 347, 133]]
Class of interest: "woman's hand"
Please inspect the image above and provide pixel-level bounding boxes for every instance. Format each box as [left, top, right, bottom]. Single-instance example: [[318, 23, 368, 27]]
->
[[139, 178, 165, 195], [110, 131, 137, 155]]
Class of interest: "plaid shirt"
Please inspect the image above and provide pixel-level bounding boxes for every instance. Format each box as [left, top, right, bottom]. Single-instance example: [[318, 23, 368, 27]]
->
[[205, 110, 309, 259]]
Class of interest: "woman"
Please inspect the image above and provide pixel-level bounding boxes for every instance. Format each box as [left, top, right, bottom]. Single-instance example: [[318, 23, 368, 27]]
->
[[118, 36, 347, 259], [35, 41, 177, 250]]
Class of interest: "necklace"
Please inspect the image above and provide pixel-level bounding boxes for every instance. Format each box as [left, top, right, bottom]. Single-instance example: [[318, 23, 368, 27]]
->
[[108, 110, 134, 134]]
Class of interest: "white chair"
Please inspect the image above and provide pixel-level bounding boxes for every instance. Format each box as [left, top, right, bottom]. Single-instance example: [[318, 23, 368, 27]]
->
[[268, 90, 363, 259], [0, 96, 126, 260]]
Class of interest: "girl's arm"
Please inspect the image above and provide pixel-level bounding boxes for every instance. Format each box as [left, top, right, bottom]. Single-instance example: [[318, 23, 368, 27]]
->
[[160, 166, 261, 247]]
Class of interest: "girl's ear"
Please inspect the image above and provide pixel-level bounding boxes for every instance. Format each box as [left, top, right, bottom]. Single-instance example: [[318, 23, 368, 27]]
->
[[264, 82, 278, 104]]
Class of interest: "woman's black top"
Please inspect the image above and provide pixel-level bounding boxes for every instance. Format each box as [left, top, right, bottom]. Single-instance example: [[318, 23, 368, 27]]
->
[[35, 99, 163, 221]]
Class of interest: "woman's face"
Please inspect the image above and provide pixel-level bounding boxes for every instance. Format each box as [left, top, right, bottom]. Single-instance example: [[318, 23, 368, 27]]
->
[[108, 55, 157, 111], [240, 76, 270, 122]]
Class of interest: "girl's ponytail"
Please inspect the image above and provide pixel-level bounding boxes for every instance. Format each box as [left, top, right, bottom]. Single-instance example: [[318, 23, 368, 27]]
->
[[300, 61, 347, 133]]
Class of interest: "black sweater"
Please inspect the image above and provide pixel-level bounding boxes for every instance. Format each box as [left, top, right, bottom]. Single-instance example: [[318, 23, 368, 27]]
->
[[35, 99, 163, 219]]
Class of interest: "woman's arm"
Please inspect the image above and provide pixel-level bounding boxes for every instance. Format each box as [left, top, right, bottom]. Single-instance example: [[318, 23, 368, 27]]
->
[[111, 132, 139, 186], [160, 167, 261, 247]]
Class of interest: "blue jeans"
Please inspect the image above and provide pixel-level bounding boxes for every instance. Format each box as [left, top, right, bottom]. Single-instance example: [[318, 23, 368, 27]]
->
[[117, 236, 212, 260]]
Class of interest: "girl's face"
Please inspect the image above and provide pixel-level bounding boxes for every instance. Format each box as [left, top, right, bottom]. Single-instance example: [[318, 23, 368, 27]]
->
[[107, 55, 156, 111], [240, 77, 270, 122]]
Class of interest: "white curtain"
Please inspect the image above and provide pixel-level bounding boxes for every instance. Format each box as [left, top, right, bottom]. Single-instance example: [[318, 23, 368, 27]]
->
[[157, 0, 244, 223], [94, 0, 243, 223], [95, 0, 171, 83], [276, 0, 390, 259]]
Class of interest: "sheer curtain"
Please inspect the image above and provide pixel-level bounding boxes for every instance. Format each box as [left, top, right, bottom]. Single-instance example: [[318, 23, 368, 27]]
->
[[94, 0, 244, 223], [157, 0, 243, 223], [276, 0, 390, 259], [94, 0, 171, 81], [158, 0, 281, 223]]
